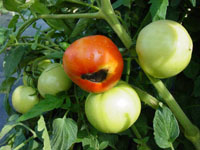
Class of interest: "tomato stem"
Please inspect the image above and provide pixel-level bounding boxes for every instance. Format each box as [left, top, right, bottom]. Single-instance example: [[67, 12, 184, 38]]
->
[[132, 85, 160, 109], [100, 0, 132, 49], [38, 12, 103, 20], [10, 43, 58, 52]]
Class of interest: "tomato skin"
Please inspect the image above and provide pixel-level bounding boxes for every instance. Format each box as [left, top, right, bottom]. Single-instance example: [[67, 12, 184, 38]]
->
[[85, 81, 141, 133], [37, 63, 72, 97], [12, 86, 39, 114], [63, 35, 123, 93], [136, 20, 193, 79]]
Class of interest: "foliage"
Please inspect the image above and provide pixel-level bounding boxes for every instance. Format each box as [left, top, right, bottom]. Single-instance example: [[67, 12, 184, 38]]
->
[[0, 0, 200, 150]]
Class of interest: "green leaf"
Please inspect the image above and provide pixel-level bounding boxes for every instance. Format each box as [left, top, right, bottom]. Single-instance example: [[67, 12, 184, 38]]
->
[[99, 141, 109, 149], [8, 15, 19, 29], [153, 106, 180, 149], [4, 46, 27, 78], [193, 76, 200, 97], [45, 19, 71, 33], [0, 27, 9, 45], [46, 51, 64, 59], [98, 134, 118, 149], [69, 18, 90, 39], [0, 123, 18, 140], [51, 117, 78, 150], [0, 77, 16, 94], [3, 0, 24, 12], [184, 61, 200, 79], [135, 114, 149, 136], [37, 115, 51, 150], [17, 94, 65, 122], [61, 96, 71, 109], [30, 0, 50, 14], [31, 27, 41, 50], [0, 145, 12, 150], [189, 0, 196, 7], [12, 129, 27, 150], [149, 0, 169, 21], [112, 0, 131, 9]]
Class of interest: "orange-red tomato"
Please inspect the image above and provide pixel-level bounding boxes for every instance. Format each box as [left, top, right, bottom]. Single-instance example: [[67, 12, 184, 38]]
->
[[63, 35, 123, 93]]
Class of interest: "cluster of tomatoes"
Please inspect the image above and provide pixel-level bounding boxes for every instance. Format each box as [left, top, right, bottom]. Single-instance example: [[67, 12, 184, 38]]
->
[[12, 20, 193, 133]]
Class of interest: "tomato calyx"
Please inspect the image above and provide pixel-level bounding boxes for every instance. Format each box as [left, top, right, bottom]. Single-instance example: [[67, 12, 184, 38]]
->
[[81, 69, 108, 83]]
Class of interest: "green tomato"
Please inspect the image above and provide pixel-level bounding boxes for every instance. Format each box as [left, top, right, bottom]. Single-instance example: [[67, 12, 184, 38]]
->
[[136, 20, 193, 79], [37, 63, 72, 97], [12, 86, 39, 114], [85, 81, 141, 133]]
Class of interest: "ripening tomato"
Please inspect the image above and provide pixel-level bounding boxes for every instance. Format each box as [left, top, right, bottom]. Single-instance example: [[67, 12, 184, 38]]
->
[[85, 81, 141, 133], [12, 86, 39, 114], [37, 63, 72, 97], [63, 35, 123, 93], [136, 20, 193, 79]]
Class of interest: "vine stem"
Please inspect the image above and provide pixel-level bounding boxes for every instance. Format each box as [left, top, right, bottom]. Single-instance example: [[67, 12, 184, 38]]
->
[[99, 0, 200, 149], [38, 12, 103, 19], [10, 43, 58, 52]]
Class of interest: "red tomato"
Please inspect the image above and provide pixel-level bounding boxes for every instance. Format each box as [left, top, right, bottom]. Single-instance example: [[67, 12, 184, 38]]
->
[[63, 35, 123, 93]]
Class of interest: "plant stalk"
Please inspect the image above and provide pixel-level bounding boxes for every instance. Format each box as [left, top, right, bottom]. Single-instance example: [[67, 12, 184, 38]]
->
[[38, 12, 103, 20]]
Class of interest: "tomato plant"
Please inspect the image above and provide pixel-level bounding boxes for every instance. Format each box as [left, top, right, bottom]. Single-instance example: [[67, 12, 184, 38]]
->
[[12, 85, 39, 114], [63, 35, 123, 93], [136, 20, 193, 78], [37, 63, 72, 97], [85, 81, 141, 133], [1, 0, 200, 150]]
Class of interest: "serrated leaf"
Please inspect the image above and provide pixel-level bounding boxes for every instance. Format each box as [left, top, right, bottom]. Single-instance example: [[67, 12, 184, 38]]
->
[[51, 117, 78, 150], [153, 106, 179, 149], [37, 115, 51, 150], [149, 0, 169, 21], [193, 76, 200, 97], [4, 46, 27, 78], [17, 95, 65, 122], [184, 61, 200, 79]]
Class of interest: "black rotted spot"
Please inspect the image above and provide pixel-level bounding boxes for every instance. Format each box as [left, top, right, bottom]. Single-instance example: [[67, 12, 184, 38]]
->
[[81, 69, 108, 82]]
